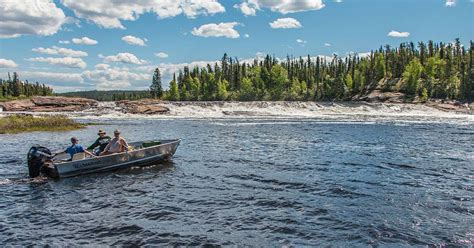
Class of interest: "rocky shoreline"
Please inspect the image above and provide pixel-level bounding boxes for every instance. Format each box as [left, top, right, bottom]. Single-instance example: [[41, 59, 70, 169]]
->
[[0, 97, 172, 115], [0, 96, 98, 112], [0, 96, 472, 116]]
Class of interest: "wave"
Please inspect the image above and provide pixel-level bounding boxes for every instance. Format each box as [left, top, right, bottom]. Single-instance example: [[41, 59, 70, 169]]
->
[[2, 101, 473, 124]]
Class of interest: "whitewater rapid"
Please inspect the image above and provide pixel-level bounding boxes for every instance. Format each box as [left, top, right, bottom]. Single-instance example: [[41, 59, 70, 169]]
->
[[1, 101, 473, 124]]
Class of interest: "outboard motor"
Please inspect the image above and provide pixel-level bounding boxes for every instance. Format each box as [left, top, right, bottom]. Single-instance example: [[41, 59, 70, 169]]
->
[[27, 146, 52, 178]]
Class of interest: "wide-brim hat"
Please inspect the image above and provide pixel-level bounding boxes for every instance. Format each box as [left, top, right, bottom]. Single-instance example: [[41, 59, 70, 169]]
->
[[98, 129, 106, 135]]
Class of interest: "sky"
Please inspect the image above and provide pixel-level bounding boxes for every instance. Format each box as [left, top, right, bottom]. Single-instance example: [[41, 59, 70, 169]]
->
[[0, 0, 472, 92]]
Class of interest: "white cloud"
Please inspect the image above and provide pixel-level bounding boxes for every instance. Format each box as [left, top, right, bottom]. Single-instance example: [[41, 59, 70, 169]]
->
[[270, 18, 302, 29], [345, 52, 371, 59], [445, 0, 456, 7], [103, 52, 147, 65], [296, 39, 307, 44], [59, 40, 70, 44], [334, 0, 343, 2], [244, 34, 250, 38], [122, 35, 146, 46], [387, 30, 410, 38], [324, 43, 332, 47], [94, 63, 110, 70], [357, 52, 371, 58], [72, 37, 98, 45], [82, 65, 150, 89], [32, 46, 88, 57], [5, 65, 149, 90], [61, 0, 225, 29], [235, 0, 325, 15], [27, 57, 87, 69], [314, 55, 335, 62], [20, 71, 84, 84], [192, 22, 240, 38], [0, 0, 66, 38], [0, 58, 18, 68], [181, 0, 225, 18], [233, 1, 258, 16], [255, 52, 265, 58], [155, 52, 169, 58], [64, 16, 81, 27]]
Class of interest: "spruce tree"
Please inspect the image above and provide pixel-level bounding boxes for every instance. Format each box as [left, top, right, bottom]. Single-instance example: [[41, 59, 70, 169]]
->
[[150, 68, 163, 99]]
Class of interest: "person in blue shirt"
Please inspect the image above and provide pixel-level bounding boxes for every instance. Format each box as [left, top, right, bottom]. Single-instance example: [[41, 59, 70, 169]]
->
[[62, 137, 95, 160]]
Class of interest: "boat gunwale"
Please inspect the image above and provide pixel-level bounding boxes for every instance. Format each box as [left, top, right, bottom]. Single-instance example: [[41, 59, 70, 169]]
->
[[58, 153, 169, 178]]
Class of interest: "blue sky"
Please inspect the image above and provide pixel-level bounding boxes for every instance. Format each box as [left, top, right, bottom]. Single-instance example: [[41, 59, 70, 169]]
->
[[0, 0, 472, 92]]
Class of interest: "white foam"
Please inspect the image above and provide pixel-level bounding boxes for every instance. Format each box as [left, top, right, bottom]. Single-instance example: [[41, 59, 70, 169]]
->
[[3, 101, 473, 124], [0, 179, 11, 185]]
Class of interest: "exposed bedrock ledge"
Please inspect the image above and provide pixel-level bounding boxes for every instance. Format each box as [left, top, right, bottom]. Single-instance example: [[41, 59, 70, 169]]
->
[[0, 96, 98, 112], [116, 99, 170, 115]]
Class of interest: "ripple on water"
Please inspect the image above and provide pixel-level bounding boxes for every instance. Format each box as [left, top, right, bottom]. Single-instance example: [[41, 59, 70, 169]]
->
[[0, 119, 473, 246]]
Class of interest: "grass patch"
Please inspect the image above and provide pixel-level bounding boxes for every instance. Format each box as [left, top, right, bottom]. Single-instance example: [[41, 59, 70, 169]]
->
[[0, 115, 85, 134]]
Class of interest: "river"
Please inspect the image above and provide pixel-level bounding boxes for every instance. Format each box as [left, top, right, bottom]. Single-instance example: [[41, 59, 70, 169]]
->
[[0, 104, 473, 246]]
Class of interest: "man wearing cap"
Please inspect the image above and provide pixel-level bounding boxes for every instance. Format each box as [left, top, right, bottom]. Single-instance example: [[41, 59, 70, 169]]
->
[[87, 129, 111, 156], [100, 129, 129, 155], [62, 137, 95, 161]]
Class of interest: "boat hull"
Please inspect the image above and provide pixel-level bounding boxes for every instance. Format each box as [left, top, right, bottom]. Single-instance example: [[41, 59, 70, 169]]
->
[[52, 139, 180, 178]]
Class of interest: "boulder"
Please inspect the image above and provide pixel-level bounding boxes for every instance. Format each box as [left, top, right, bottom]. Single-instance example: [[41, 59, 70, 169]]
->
[[0, 96, 98, 112], [117, 99, 170, 115], [357, 90, 405, 103], [0, 99, 36, 111], [31, 96, 97, 107], [426, 100, 471, 113]]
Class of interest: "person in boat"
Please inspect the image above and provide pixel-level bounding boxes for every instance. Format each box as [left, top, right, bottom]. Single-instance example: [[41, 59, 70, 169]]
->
[[59, 137, 95, 161], [100, 129, 129, 155], [87, 129, 111, 155]]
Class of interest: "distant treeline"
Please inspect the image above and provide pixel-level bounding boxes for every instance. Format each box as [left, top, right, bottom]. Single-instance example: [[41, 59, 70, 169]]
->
[[7, 39, 473, 103], [58, 90, 150, 101], [0, 72, 53, 99], [159, 39, 473, 102]]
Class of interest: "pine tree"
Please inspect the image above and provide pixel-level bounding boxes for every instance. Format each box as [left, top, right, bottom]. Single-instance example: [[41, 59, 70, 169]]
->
[[156, 39, 469, 102], [150, 68, 163, 98], [12, 72, 21, 97]]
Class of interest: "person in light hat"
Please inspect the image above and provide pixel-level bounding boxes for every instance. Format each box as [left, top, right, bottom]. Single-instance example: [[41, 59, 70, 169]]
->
[[100, 129, 129, 155], [87, 129, 111, 156]]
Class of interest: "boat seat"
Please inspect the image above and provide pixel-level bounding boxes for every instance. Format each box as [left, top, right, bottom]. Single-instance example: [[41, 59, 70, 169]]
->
[[72, 152, 86, 161]]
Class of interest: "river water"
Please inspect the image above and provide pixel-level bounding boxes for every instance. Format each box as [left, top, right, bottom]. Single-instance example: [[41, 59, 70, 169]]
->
[[0, 108, 473, 246]]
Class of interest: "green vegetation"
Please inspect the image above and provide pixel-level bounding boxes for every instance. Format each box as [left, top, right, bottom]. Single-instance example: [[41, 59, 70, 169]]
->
[[158, 39, 472, 102], [0, 72, 53, 101], [0, 115, 85, 134], [150, 68, 163, 98], [58, 90, 150, 101], [29, 39, 473, 103]]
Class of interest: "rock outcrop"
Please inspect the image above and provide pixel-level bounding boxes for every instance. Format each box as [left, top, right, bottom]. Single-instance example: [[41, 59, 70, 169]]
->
[[425, 99, 472, 114], [116, 99, 170, 115], [356, 90, 405, 103], [0, 96, 98, 112], [353, 78, 406, 103]]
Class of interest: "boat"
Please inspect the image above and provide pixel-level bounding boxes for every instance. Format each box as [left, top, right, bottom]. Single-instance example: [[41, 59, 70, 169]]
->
[[27, 139, 181, 178]]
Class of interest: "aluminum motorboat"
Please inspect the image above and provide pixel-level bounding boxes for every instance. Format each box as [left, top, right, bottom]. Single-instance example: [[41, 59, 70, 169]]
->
[[27, 139, 181, 178]]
